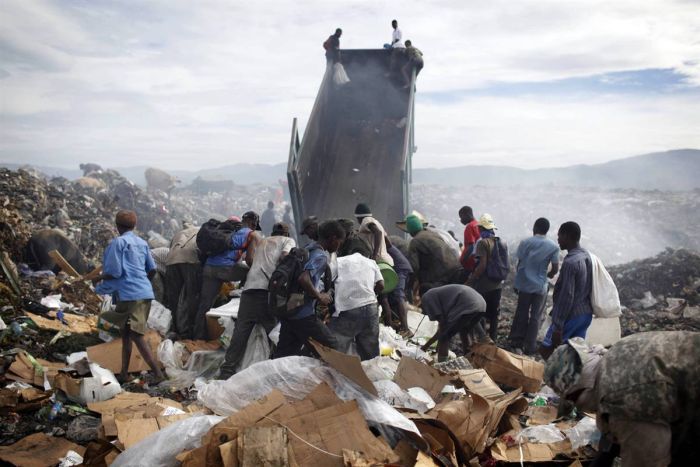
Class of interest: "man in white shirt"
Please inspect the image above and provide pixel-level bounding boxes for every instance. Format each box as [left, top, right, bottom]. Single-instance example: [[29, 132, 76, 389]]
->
[[391, 20, 404, 48], [219, 222, 295, 379], [328, 253, 384, 360]]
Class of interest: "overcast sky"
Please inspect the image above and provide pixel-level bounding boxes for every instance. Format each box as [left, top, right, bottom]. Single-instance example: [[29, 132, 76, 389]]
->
[[1, 0, 699, 170]]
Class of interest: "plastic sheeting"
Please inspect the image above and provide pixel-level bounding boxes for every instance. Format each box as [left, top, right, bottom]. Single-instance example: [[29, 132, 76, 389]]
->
[[112, 415, 223, 467], [196, 356, 420, 440], [378, 325, 430, 360], [362, 356, 399, 382], [237, 324, 271, 372], [158, 340, 225, 390], [564, 416, 600, 449]]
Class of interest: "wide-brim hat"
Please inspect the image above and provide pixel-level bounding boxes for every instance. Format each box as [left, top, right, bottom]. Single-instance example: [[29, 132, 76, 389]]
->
[[477, 213, 496, 230]]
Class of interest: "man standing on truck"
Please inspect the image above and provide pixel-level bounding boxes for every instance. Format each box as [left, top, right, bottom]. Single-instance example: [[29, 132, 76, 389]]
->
[[324, 28, 342, 64]]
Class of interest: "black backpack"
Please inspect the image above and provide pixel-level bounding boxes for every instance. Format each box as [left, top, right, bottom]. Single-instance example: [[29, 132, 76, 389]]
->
[[485, 237, 510, 282], [268, 247, 310, 319], [196, 219, 241, 258]]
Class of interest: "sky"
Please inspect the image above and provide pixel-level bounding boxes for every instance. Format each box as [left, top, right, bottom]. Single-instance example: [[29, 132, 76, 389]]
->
[[1, 0, 699, 170]]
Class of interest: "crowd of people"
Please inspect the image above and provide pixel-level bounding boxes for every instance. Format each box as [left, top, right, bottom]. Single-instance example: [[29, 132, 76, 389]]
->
[[92, 201, 600, 383]]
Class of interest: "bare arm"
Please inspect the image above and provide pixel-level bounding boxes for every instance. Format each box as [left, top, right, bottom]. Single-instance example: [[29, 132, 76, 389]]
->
[[548, 262, 560, 279], [368, 223, 383, 260], [244, 232, 262, 267], [297, 270, 331, 306]]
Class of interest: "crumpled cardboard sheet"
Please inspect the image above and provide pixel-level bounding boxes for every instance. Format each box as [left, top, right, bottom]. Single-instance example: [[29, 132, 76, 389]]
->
[[490, 438, 574, 462], [469, 343, 544, 393], [393, 356, 452, 401], [0, 432, 86, 467]]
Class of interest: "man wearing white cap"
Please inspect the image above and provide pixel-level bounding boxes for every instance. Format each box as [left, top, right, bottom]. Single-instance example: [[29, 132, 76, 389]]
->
[[466, 214, 506, 341]]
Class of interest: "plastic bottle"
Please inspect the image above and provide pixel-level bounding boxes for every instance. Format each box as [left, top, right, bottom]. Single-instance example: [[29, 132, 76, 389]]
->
[[49, 401, 63, 420]]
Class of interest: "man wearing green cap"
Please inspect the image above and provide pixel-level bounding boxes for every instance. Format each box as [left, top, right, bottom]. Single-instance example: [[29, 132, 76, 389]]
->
[[406, 214, 464, 296], [545, 332, 700, 466]]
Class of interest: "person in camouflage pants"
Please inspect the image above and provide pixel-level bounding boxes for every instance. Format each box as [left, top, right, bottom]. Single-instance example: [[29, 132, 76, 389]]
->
[[545, 331, 700, 467]]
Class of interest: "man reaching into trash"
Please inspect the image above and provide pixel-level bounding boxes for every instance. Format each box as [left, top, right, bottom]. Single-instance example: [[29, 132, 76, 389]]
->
[[540, 221, 593, 359], [328, 252, 384, 360], [274, 220, 345, 358], [420, 284, 488, 361], [94, 210, 165, 383], [544, 332, 700, 466], [219, 222, 295, 379]]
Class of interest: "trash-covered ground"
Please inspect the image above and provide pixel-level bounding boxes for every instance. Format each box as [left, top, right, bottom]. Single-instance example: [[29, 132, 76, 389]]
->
[[0, 165, 698, 465]]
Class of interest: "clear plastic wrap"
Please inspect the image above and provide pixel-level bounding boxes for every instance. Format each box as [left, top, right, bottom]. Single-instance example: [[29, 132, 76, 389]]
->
[[237, 324, 271, 372], [112, 415, 223, 467], [158, 339, 225, 390], [564, 416, 599, 449], [196, 356, 419, 438], [516, 424, 566, 444]]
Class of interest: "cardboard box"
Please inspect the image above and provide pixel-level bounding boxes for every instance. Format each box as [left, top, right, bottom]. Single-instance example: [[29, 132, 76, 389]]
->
[[457, 369, 505, 400], [393, 356, 452, 400], [469, 343, 544, 393]]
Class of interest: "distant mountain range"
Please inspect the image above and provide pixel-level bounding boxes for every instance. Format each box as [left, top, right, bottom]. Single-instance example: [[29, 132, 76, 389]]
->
[[2, 149, 699, 190]]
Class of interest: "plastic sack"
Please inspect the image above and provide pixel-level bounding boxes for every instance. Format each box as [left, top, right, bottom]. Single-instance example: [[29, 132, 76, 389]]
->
[[158, 339, 225, 390], [407, 310, 438, 339], [147, 301, 172, 336], [564, 416, 599, 449], [195, 356, 419, 440], [361, 356, 399, 382], [268, 322, 281, 345], [590, 253, 622, 318], [333, 62, 350, 85], [41, 294, 63, 309], [237, 324, 271, 372], [112, 415, 223, 467], [406, 387, 435, 413], [516, 424, 566, 444], [218, 316, 236, 348]]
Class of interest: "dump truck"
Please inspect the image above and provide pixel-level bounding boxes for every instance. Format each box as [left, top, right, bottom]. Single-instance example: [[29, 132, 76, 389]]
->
[[287, 49, 417, 235]]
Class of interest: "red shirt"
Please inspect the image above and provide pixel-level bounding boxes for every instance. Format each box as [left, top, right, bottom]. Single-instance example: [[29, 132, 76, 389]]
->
[[461, 219, 480, 271]]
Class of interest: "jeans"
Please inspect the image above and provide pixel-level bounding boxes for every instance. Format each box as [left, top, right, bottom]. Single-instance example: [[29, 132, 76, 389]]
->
[[509, 291, 547, 354], [194, 263, 249, 340], [219, 289, 276, 378], [274, 315, 338, 358], [164, 263, 202, 339], [542, 313, 593, 347], [328, 304, 379, 361]]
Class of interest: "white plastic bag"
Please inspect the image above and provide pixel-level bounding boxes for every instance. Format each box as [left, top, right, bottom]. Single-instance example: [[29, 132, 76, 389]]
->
[[590, 253, 622, 318], [147, 301, 172, 335], [112, 415, 223, 467], [333, 62, 350, 85], [237, 324, 271, 372]]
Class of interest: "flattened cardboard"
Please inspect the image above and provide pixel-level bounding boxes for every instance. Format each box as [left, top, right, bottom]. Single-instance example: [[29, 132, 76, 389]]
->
[[115, 417, 160, 449], [393, 356, 452, 400], [238, 426, 288, 466], [309, 339, 378, 396], [457, 368, 505, 400], [281, 400, 398, 466], [25, 310, 97, 334], [0, 432, 86, 467], [87, 391, 151, 414], [469, 343, 544, 393], [87, 330, 162, 373]]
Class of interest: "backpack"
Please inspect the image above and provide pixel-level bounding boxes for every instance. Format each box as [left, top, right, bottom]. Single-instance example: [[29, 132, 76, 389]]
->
[[195, 219, 240, 258], [485, 237, 510, 282], [589, 253, 622, 318], [268, 247, 310, 319]]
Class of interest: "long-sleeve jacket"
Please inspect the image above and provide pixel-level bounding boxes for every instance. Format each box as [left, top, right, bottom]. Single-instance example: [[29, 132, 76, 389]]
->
[[550, 246, 592, 330]]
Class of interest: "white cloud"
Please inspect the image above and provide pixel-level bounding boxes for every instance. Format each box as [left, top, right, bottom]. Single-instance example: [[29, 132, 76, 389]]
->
[[0, 0, 698, 170]]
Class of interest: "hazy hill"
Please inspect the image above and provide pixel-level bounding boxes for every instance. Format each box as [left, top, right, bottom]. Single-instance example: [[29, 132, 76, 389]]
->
[[2, 149, 699, 190]]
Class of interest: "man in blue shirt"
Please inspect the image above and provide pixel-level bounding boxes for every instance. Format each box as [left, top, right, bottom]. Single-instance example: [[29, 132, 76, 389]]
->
[[194, 211, 262, 340], [274, 220, 345, 358], [508, 218, 560, 355], [540, 221, 594, 359], [94, 210, 164, 383]]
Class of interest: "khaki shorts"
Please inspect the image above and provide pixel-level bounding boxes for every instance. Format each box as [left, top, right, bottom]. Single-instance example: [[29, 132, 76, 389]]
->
[[101, 299, 151, 335]]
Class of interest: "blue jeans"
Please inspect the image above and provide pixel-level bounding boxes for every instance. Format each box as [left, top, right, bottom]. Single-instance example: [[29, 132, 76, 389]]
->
[[542, 313, 593, 347], [328, 304, 379, 361]]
